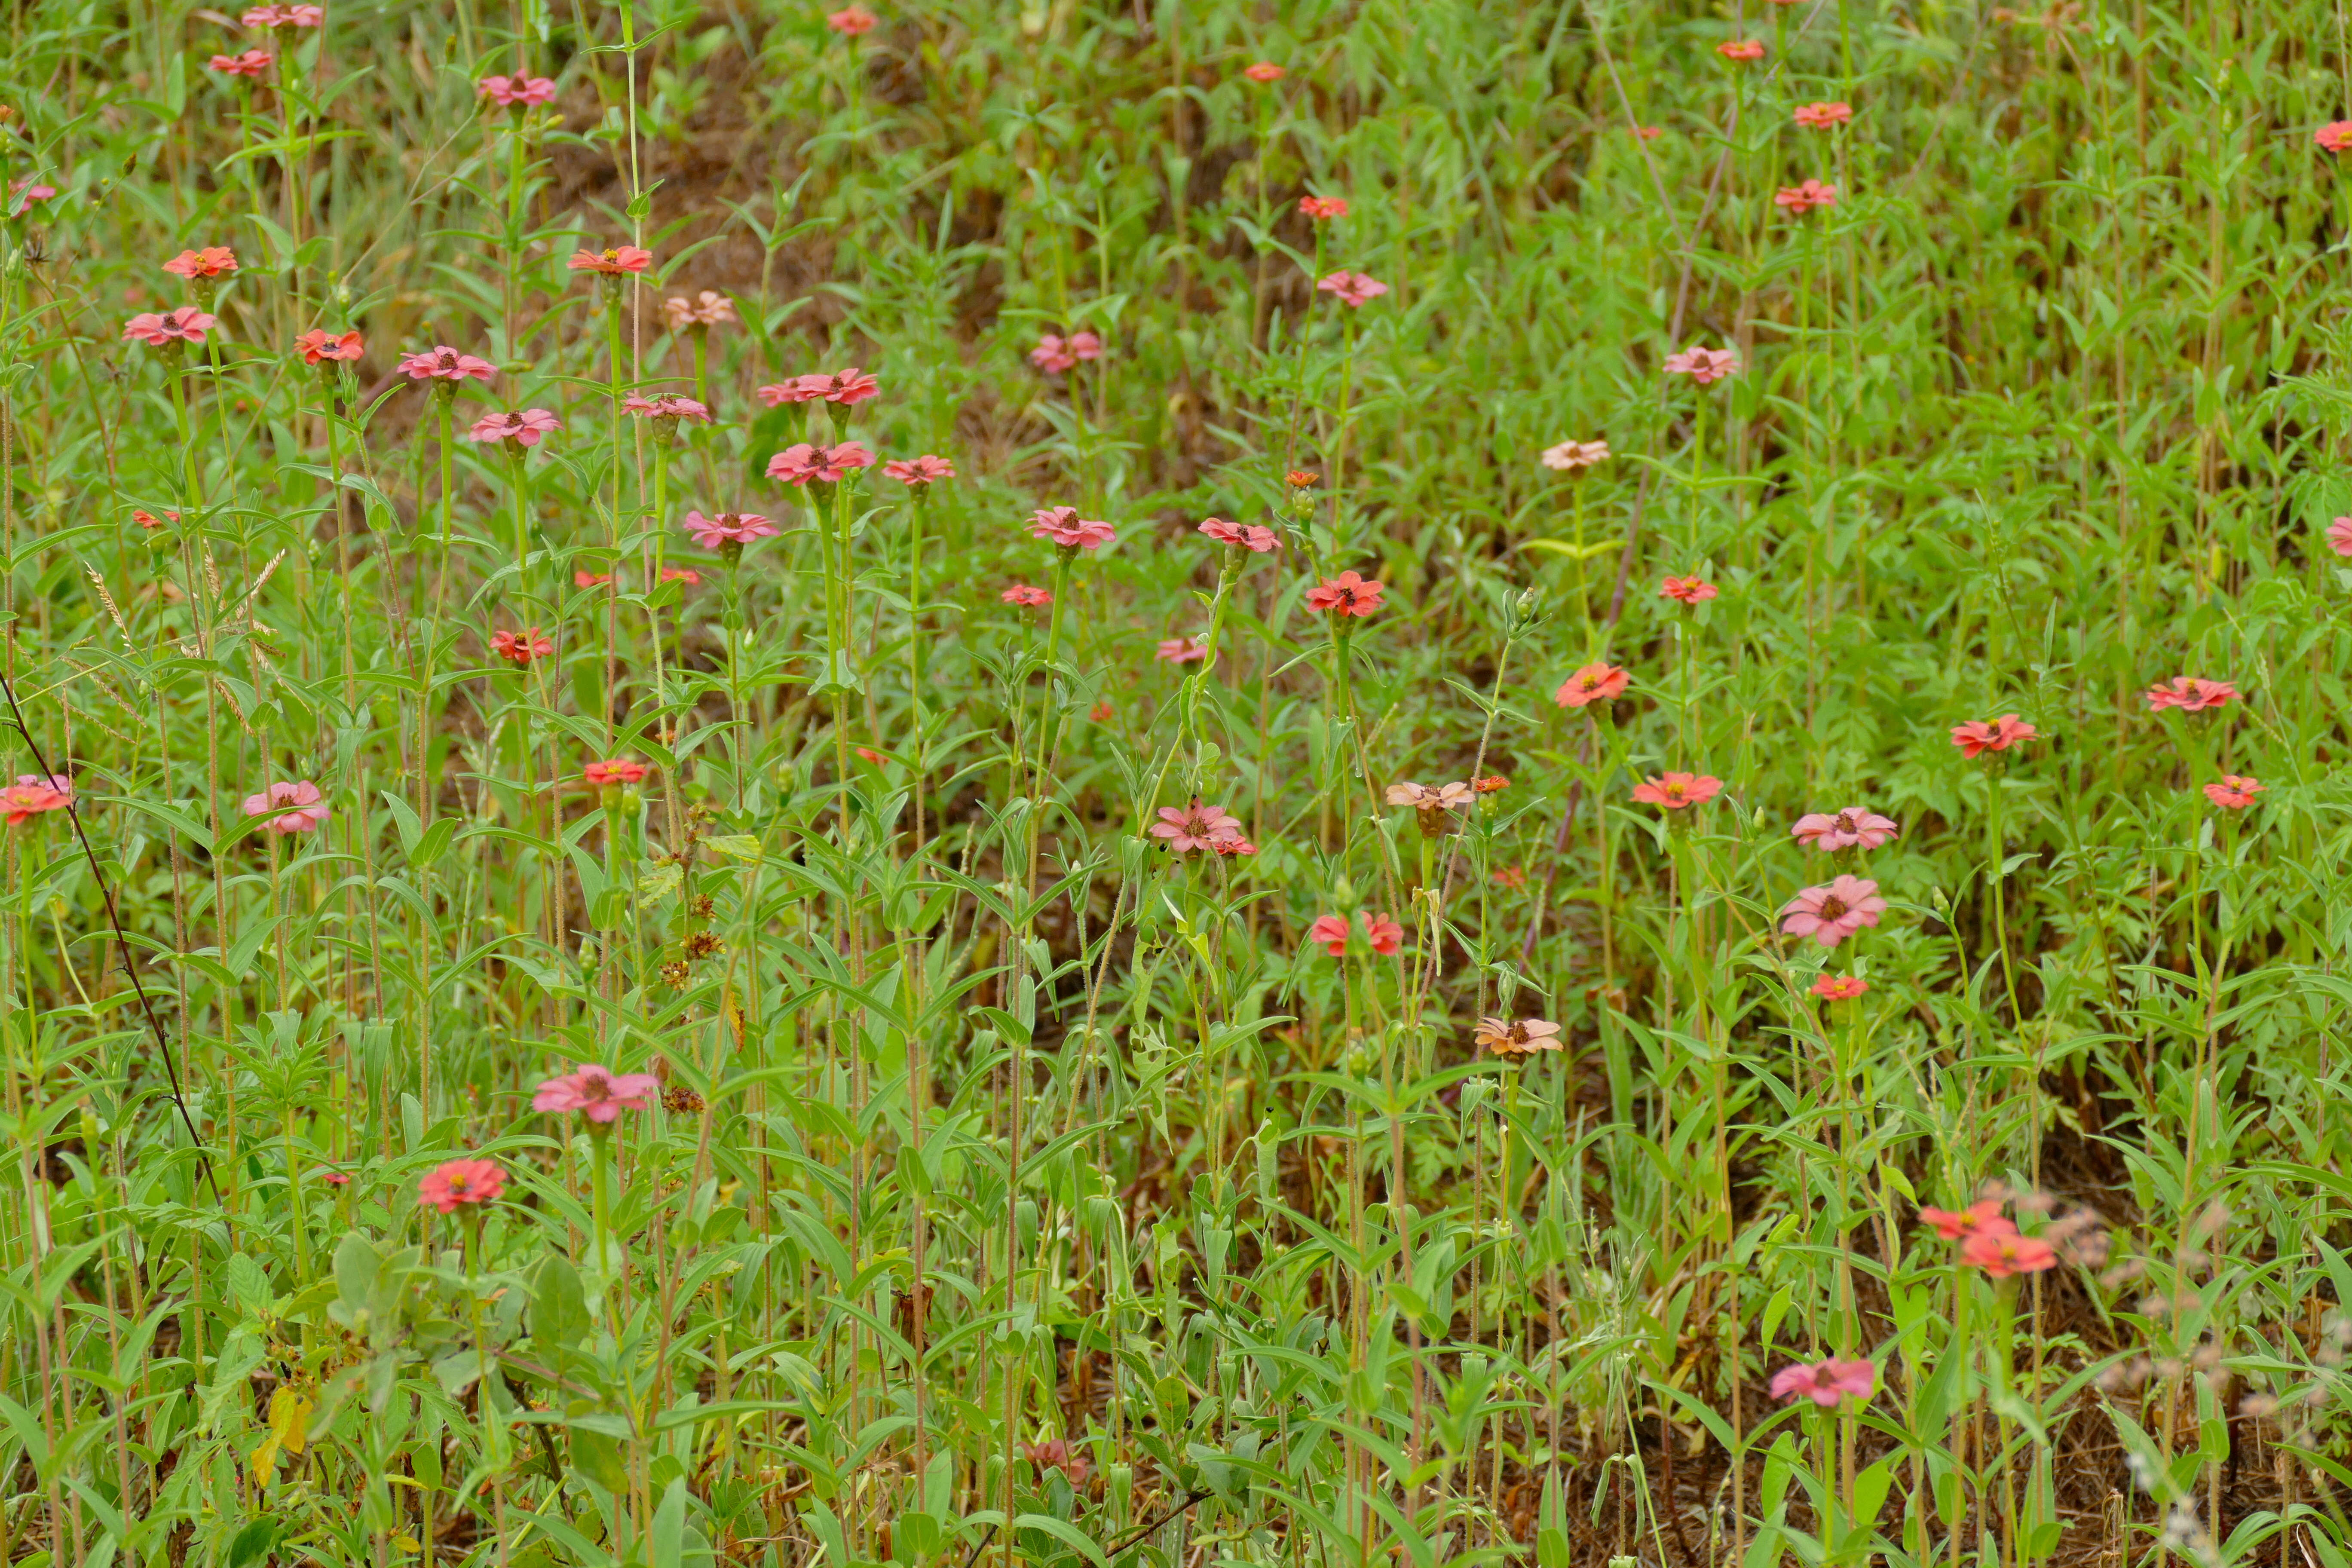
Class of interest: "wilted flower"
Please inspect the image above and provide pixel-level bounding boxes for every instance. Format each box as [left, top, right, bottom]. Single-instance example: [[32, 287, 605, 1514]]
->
[[1022, 1439, 1092, 1486], [1473, 1017, 1564, 1057], [1540, 440, 1611, 471]]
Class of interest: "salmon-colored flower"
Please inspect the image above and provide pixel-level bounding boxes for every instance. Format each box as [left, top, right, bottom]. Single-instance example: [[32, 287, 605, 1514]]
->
[[1002, 583, 1052, 606], [132, 508, 179, 530], [800, 368, 881, 404], [569, 245, 652, 276], [241, 779, 330, 833], [2319, 121, 2352, 153], [490, 627, 552, 665], [662, 291, 735, 330], [1151, 799, 1243, 853], [479, 74, 556, 106], [1028, 506, 1115, 550], [1317, 271, 1389, 308], [583, 759, 647, 787], [2144, 676, 2237, 712], [1199, 517, 1281, 552], [1663, 345, 1739, 384], [1716, 38, 1764, 60], [1918, 1200, 2014, 1240], [417, 1158, 505, 1213], [533, 1064, 661, 1123], [294, 328, 363, 364], [16, 774, 73, 804], [662, 566, 701, 585], [1156, 635, 1210, 664], [1660, 574, 1718, 604], [1305, 571, 1384, 616], [1473, 1016, 1564, 1057], [1779, 875, 1886, 948], [1632, 772, 1722, 810], [397, 345, 496, 382], [1950, 714, 2037, 756], [827, 6, 877, 33], [1792, 807, 1899, 851], [123, 308, 217, 346], [1794, 101, 1854, 129], [1555, 663, 1629, 708], [1365, 913, 1404, 953], [574, 570, 612, 588], [1308, 912, 1402, 956], [2202, 775, 2263, 810], [767, 442, 875, 484], [1773, 178, 1838, 214], [1307, 915, 1351, 956], [683, 510, 776, 549], [885, 455, 956, 486], [1770, 1359, 1874, 1408], [467, 408, 561, 450], [1810, 974, 1869, 1001], [1962, 1229, 2057, 1277], [1541, 439, 1611, 471], [1473, 775, 1508, 793], [207, 49, 274, 76], [2327, 517, 2352, 556], [622, 394, 711, 423], [1300, 195, 1349, 220], [162, 246, 239, 280], [1285, 470, 1319, 488], [0, 783, 65, 824], [1243, 62, 1285, 83]]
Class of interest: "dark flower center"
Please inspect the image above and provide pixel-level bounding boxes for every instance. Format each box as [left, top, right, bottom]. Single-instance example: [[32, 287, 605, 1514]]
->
[[1818, 895, 1849, 919]]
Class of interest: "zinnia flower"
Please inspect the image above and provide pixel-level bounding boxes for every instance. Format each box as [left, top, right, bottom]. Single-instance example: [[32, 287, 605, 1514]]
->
[[1793, 101, 1854, 129], [1779, 875, 1887, 948], [766, 442, 876, 484], [800, 368, 881, 404], [1316, 271, 1389, 308], [682, 511, 776, 549], [1305, 571, 1384, 616], [1028, 331, 1103, 373], [207, 49, 274, 76], [2318, 121, 2352, 153], [1790, 807, 1899, 851], [1300, 195, 1349, 220], [1961, 1229, 2058, 1277], [1472, 1017, 1564, 1057], [1473, 775, 1508, 793], [241, 779, 330, 833], [1365, 913, 1403, 953], [622, 394, 712, 423], [661, 566, 701, 585], [1150, 799, 1244, 853], [162, 246, 239, 280], [397, 345, 496, 382], [1663, 345, 1740, 384], [1773, 179, 1838, 214], [1199, 517, 1280, 552], [490, 627, 552, 665], [574, 570, 612, 588], [2144, 676, 2237, 712], [1243, 61, 1285, 83], [532, 1064, 661, 1124], [1950, 714, 2037, 756], [1555, 663, 1629, 708], [294, 328, 363, 364], [479, 74, 556, 107], [1918, 1200, 2014, 1241], [0, 783, 66, 824], [1002, 583, 1052, 606], [16, 773, 72, 803], [1716, 38, 1764, 60], [1769, 1359, 1875, 1409], [1285, 470, 1319, 488], [568, 245, 653, 276], [884, 455, 956, 486], [242, 4, 324, 26], [467, 408, 562, 450], [1810, 975, 1869, 1001], [662, 291, 736, 330], [583, 759, 647, 787], [1306, 915, 1353, 956], [2327, 516, 2352, 557], [7, 178, 56, 215], [417, 1158, 505, 1213], [756, 378, 825, 405], [1660, 574, 1718, 604], [827, 6, 877, 32], [1540, 440, 1610, 471], [1631, 772, 1722, 810], [122, 308, 217, 346], [1155, 636, 1210, 664], [2202, 775, 2263, 810], [1028, 506, 1115, 550]]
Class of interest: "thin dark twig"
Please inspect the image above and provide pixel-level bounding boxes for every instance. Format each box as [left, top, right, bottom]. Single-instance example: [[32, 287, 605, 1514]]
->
[[0, 672, 224, 1211]]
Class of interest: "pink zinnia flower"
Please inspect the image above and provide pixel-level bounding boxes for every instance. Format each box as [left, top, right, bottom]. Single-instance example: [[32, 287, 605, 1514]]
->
[[1305, 571, 1384, 616], [1950, 714, 2037, 757], [1773, 179, 1838, 214], [1769, 1359, 1875, 1409], [2327, 517, 2352, 557], [1632, 772, 1722, 810], [1300, 195, 1349, 220], [766, 442, 876, 484], [1790, 807, 1899, 851], [827, 5, 877, 32], [16, 774, 72, 804], [2202, 775, 2263, 810], [241, 779, 330, 834], [1150, 799, 1244, 853], [397, 345, 496, 382], [532, 1063, 661, 1124], [2144, 676, 2237, 712], [800, 368, 881, 404], [583, 759, 648, 787], [569, 245, 653, 276], [1199, 517, 1280, 552], [884, 455, 957, 486], [1716, 38, 1764, 60], [1306, 915, 1353, 956], [123, 308, 217, 346], [8, 178, 56, 215], [294, 328, 364, 365], [1365, 913, 1404, 954], [622, 394, 712, 423], [1028, 506, 1116, 551], [1810, 975, 1869, 1001], [683, 510, 777, 549], [242, 3, 322, 25], [490, 627, 552, 665], [1156, 636, 1210, 665], [417, 1158, 505, 1214], [1779, 875, 1887, 948], [1660, 574, 1718, 604], [162, 246, 239, 280], [1029, 334, 1078, 373], [1243, 61, 1285, 83], [1663, 345, 1740, 384], [1918, 1200, 2014, 1241], [1540, 440, 1610, 471], [479, 74, 557, 107], [756, 378, 825, 405], [574, 570, 612, 588], [1962, 1230, 2058, 1277], [0, 783, 66, 824], [208, 49, 274, 77], [1316, 271, 1389, 308], [2319, 121, 2352, 153], [662, 291, 736, 330], [467, 408, 562, 450], [1001, 583, 1052, 607], [1794, 101, 1854, 129], [1556, 663, 1630, 708]]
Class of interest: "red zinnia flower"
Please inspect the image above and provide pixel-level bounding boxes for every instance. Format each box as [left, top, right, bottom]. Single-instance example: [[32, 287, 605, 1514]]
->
[[884, 455, 957, 486], [1950, 714, 2037, 757], [683, 511, 777, 549], [800, 368, 881, 404], [1810, 974, 1869, 1001], [490, 627, 553, 665], [1555, 663, 1630, 708], [1716, 38, 1764, 60], [2318, 121, 2352, 153], [1299, 195, 1349, 220], [1632, 772, 1722, 810], [1150, 799, 1244, 853], [1663, 345, 1739, 384], [1773, 179, 1838, 214], [583, 759, 648, 787], [1962, 1229, 2058, 1277], [827, 6, 877, 34], [418, 1158, 506, 1214], [294, 328, 364, 364], [207, 49, 274, 77], [1305, 571, 1384, 616], [1155, 636, 1210, 665], [1917, 1200, 2014, 1241], [1779, 876, 1887, 949], [2202, 775, 2263, 810], [466, 408, 562, 450], [1660, 574, 1717, 604]]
